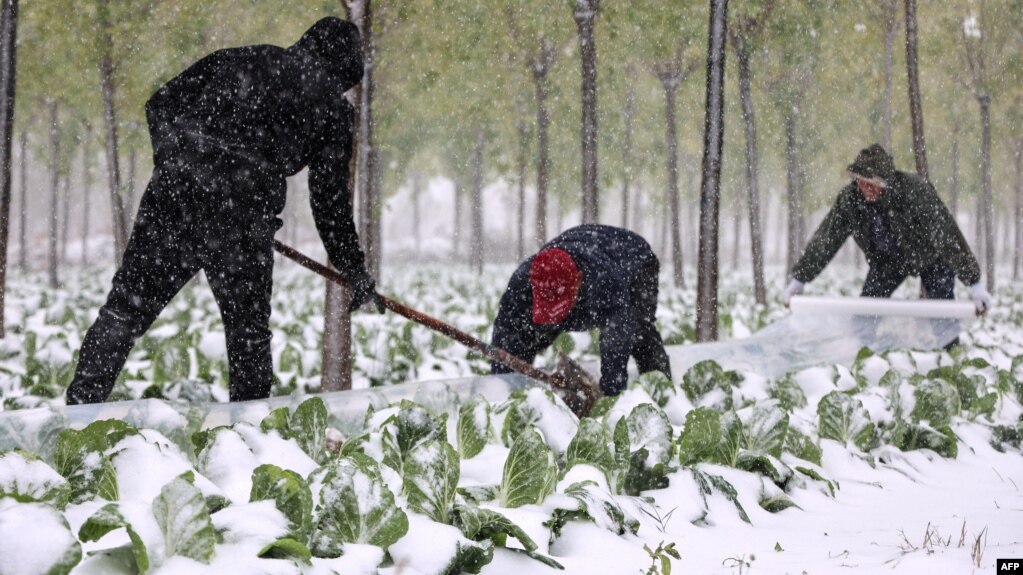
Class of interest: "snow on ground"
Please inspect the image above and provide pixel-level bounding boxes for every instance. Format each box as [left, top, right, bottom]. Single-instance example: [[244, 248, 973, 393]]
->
[[0, 264, 1021, 574]]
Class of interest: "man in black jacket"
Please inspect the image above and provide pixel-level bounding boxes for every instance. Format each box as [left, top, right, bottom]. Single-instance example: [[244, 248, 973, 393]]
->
[[66, 18, 377, 405], [782, 144, 992, 314], [490, 224, 672, 396]]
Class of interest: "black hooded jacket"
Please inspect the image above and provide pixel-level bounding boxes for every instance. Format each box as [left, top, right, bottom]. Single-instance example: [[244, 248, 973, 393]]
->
[[144, 17, 366, 279]]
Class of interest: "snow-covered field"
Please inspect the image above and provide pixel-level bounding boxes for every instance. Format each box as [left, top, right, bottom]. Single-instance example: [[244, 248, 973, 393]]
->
[[0, 263, 1021, 575]]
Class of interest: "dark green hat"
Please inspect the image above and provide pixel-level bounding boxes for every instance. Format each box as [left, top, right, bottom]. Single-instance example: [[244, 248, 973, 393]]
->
[[846, 144, 895, 182]]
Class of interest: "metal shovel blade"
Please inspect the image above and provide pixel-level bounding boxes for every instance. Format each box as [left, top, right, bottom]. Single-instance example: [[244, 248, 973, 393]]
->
[[549, 352, 602, 418]]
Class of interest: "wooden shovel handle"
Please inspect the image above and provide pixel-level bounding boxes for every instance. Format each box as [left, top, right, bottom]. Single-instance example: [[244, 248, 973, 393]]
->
[[271, 240, 564, 388]]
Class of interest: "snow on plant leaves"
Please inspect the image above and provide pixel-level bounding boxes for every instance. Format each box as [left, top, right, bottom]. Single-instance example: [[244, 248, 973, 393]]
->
[[784, 427, 823, 466], [456, 395, 490, 459], [78, 503, 150, 573], [682, 360, 742, 410], [910, 377, 961, 428], [548, 480, 639, 540], [742, 400, 789, 458], [612, 404, 674, 496], [53, 419, 136, 503], [499, 426, 558, 508], [250, 464, 313, 543], [889, 419, 958, 458], [0, 499, 82, 575], [152, 472, 217, 564], [689, 468, 751, 524], [311, 453, 409, 556], [767, 372, 807, 411], [257, 397, 331, 465], [455, 504, 537, 551], [678, 407, 721, 467], [381, 400, 447, 475], [623, 404, 674, 467], [290, 397, 330, 465], [817, 391, 875, 451], [0, 450, 70, 508], [632, 370, 676, 408], [566, 417, 616, 478], [498, 387, 577, 456], [257, 537, 313, 564], [402, 439, 460, 524]]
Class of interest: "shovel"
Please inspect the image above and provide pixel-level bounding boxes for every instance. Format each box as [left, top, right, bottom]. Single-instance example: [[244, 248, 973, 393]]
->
[[272, 240, 602, 417]]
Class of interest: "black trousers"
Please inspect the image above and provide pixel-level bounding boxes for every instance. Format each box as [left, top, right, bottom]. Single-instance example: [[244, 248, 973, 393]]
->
[[66, 158, 283, 404], [859, 259, 959, 348], [860, 259, 956, 300]]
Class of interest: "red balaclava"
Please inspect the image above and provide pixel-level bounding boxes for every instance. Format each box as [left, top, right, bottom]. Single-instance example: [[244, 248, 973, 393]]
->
[[530, 248, 582, 325]]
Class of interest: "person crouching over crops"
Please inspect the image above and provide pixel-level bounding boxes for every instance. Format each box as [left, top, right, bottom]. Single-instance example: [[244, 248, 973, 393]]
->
[[66, 18, 380, 405], [490, 224, 672, 397]]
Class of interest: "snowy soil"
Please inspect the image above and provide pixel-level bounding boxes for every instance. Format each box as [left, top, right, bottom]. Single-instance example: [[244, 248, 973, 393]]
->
[[0, 264, 1020, 575]]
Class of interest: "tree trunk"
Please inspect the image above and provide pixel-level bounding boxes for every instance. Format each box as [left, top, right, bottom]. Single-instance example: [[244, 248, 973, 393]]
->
[[323, 0, 362, 393], [348, 0, 380, 279], [320, 277, 352, 391], [470, 130, 484, 275], [516, 120, 527, 261], [60, 172, 69, 264], [81, 125, 91, 265], [98, 2, 128, 262], [17, 129, 24, 271], [904, 0, 929, 179], [48, 101, 59, 289], [950, 126, 959, 217], [573, 0, 600, 223], [621, 81, 634, 229], [880, 0, 898, 151], [0, 0, 16, 337], [531, 37, 553, 248], [661, 79, 684, 287], [732, 37, 767, 305], [126, 146, 136, 226], [696, 0, 729, 342], [785, 105, 800, 273], [412, 170, 422, 256], [1014, 138, 1021, 280], [731, 196, 741, 271], [978, 95, 994, 291], [795, 140, 807, 249], [453, 177, 463, 260], [975, 182, 984, 263]]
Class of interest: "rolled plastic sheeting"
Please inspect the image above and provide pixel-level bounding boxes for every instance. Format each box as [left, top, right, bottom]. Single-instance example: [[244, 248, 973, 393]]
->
[[664, 296, 974, 380], [0, 373, 538, 454], [789, 295, 977, 319]]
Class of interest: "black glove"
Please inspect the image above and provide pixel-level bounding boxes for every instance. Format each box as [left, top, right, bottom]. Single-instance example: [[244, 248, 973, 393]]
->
[[349, 271, 384, 314]]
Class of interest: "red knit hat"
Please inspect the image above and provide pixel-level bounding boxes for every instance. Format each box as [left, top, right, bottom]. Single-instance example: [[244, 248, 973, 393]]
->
[[530, 248, 582, 325]]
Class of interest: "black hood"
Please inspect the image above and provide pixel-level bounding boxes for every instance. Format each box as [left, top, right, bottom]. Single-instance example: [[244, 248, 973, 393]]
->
[[292, 17, 363, 91]]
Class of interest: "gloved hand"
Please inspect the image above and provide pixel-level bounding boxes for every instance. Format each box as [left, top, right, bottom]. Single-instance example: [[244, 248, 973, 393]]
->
[[782, 278, 805, 307], [970, 282, 992, 315], [349, 271, 384, 314]]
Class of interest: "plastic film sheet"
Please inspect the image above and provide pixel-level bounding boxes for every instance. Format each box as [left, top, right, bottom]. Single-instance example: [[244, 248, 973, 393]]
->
[[0, 297, 973, 452], [665, 296, 974, 379]]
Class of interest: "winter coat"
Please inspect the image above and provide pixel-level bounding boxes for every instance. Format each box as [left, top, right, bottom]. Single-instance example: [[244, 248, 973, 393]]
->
[[792, 170, 981, 286], [491, 224, 660, 394], [144, 18, 367, 281]]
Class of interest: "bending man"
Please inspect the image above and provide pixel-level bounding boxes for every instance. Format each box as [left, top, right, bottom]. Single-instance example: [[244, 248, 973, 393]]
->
[[783, 144, 992, 316], [491, 224, 672, 397]]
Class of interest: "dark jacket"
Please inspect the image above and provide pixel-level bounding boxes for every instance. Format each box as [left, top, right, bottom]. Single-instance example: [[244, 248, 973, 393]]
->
[[792, 171, 981, 286], [144, 18, 366, 281], [491, 224, 659, 394]]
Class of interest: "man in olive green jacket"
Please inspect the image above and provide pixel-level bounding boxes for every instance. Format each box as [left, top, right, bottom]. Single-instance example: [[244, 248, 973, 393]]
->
[[782, 144, 992, 314]]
